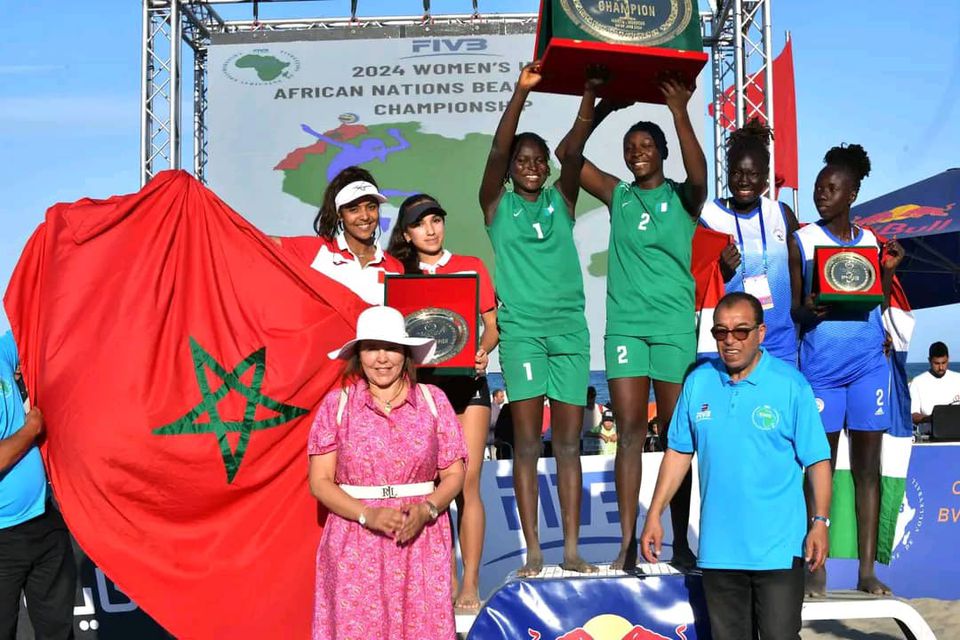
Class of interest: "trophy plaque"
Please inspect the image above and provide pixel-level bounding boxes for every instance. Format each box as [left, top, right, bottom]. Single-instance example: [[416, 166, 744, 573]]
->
[[533, 0, 709, 103], [384, 274, 480, 374], [813, 246, 883, 312]]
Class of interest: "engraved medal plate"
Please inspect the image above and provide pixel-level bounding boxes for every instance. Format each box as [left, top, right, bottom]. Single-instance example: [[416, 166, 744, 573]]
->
[[405, 308, 469, 366], [823, 252, 877, 293], [558, 0, 695, 46]]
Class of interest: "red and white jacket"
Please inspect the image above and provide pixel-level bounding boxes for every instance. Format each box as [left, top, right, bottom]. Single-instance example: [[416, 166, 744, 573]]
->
[[281, 233, 403, 305]]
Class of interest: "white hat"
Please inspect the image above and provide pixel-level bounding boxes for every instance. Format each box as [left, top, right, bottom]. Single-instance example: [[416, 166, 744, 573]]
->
[[328, 306, 436, 363], [334, 181, 388, 210]]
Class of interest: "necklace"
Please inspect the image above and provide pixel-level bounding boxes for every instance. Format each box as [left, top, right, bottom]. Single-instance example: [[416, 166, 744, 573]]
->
[[370, 380, 406, 412]]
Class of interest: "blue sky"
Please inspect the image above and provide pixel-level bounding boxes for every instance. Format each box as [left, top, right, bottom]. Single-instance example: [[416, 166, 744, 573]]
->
[[1, 0, 958, 361]]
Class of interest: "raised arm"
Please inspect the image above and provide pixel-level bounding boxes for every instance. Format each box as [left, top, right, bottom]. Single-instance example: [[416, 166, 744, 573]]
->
[[301, 124, 348, 149], [479, 62, 542, 225], [661, 78, 708, 217], [555, 68, 623, 208]]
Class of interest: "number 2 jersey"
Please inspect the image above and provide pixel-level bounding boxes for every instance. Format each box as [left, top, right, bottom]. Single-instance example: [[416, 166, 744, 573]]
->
[[794, 222, 887, 388], [607, 179, 698, 337]]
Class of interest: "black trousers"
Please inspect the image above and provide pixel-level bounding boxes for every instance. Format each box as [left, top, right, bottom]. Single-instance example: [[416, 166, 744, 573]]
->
[[0, 506, 76, 640], [701, 557, 804, 640]]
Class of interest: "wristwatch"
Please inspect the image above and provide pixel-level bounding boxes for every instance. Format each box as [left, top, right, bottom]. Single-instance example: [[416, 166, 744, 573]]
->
[[425, 500, 439, 521], [358, 508, 368, 528], [811, 515, 830, 528]]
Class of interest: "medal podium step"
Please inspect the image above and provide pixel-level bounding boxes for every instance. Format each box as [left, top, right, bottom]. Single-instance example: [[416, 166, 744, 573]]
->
[[456, 565, 937, 639]]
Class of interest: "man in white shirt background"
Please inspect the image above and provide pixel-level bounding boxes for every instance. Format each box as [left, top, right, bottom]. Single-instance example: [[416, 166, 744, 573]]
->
[[909, 341, 960, 431]]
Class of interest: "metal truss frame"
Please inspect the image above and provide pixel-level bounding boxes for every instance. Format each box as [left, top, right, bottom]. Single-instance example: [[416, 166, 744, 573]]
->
[[142, 0, 773, 194], [704, 0, 775, 198]]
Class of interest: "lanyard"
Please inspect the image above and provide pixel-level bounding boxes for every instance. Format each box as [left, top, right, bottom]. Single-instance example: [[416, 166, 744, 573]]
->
[[731, 201, 768, 276]]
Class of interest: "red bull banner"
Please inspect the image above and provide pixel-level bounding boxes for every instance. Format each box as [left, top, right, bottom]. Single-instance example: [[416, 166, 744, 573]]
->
[[853, 202, 955, 238], [467, 573, 709, 640]]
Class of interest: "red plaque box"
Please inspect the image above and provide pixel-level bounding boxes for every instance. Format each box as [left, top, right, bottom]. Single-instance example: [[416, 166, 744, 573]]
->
[[813, 246, 883, 312], [384, 274, 479, 375], [532, 0, 709, 104]]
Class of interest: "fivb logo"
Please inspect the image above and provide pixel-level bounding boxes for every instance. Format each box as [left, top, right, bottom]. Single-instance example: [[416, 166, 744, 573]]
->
[[410, 38, 488, 54], [495, 470, 619, 531]]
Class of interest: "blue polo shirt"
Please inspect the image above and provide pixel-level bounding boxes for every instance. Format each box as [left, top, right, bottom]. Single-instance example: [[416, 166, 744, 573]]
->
[[0, 331, 47, 529], [669, 347, 829, 570]]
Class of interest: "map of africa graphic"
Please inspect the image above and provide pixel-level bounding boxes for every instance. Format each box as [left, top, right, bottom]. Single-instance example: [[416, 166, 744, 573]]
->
[[274, 121, 609, 273], [234, 54, 290, 81]]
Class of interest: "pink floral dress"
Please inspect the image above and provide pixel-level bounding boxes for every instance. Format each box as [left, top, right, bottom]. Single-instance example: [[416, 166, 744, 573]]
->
[[308, 379, 467, 640]]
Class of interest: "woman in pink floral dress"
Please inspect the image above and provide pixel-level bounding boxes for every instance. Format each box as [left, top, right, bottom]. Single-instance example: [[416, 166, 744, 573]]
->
[[308, 306, 467, 639]]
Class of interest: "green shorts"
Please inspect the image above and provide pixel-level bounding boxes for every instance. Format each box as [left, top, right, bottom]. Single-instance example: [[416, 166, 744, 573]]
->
[[604, 332, 696, 383], [499, 329, 590, 406]]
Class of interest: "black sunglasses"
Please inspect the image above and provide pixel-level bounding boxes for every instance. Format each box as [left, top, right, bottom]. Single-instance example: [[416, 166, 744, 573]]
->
[[711, 325, 759, 341]]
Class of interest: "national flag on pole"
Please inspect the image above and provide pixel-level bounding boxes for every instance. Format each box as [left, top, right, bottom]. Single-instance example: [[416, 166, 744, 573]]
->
[[829, 246, 915, 563], [4, 171, 366, 638], [709, 34, 800, 191]]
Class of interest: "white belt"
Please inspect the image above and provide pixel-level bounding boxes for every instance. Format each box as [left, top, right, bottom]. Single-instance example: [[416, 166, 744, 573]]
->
[[340, 482, 434, 500]]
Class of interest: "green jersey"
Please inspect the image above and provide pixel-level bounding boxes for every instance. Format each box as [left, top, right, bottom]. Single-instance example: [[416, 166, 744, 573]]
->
[[487, 185, 587, 338], [607, 179, 697, 337]]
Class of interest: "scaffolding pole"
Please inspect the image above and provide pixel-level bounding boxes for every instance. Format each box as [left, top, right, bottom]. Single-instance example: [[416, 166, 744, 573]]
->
[[706, 0, 775, 198]]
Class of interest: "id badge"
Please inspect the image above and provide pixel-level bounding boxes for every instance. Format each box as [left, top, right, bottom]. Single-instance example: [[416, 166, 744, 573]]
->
[[744, 274, 774, 310]]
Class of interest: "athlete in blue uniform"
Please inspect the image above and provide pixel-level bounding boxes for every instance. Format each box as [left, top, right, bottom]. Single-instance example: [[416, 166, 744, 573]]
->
[[700, 121, 799, 365], [788, 144, 905, 596]]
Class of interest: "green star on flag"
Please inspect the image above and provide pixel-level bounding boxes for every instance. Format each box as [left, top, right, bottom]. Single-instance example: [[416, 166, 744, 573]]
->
[[153, 337, 308, 483]]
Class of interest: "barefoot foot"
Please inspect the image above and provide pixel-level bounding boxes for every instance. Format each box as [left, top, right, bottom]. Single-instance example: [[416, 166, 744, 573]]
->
[[858, 574, 892, 596], [805, 566, 827, 598], [560, 554, 599, 573], [670, 546, 697, 572], [454, 587, 482, 613], [517, 553, 544, 578], [610, 543, 638, 571]]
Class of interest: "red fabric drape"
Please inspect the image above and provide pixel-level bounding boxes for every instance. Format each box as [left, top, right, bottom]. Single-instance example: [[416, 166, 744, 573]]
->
[[4, 170, 366, 639]]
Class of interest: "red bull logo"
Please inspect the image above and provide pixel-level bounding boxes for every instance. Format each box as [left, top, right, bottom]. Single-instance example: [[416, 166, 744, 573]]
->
[[854, 203, 954, 226], [530, 615, 688, 640], [854, 203, 955, 238]]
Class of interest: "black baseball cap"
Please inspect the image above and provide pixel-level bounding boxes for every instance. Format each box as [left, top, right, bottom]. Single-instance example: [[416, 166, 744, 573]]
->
[[601, 409, 614, 423], [400, 197, 447, 228]]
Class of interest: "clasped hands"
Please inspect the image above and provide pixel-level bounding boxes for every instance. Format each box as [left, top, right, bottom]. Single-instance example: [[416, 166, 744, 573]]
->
[[362, 502, 434, 545]]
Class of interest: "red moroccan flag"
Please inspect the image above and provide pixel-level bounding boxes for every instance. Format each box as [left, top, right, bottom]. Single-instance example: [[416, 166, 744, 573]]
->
[[4, 171, 366, 638], [773, 34, 799, 190]]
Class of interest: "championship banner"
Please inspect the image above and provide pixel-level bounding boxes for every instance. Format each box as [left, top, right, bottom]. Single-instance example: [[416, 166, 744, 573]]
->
[[206, 27, 706, 371]]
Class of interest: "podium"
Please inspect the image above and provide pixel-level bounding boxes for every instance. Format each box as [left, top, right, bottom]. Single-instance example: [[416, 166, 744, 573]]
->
[[466, 564, 710, 639]]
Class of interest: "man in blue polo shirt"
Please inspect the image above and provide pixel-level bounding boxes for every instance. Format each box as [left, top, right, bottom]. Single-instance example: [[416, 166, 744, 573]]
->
[[640, 292, 832, 640], [0, 331, 76, 639]]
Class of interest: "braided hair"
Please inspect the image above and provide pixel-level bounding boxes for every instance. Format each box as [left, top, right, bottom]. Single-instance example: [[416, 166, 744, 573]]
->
[[313, 166, 380, 238], [727, 118, 771, 172], [823, 143, 871, 188]]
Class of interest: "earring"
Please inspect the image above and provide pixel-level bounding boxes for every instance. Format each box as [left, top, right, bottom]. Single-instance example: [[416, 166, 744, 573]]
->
[[336, 217, 344, 234]]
